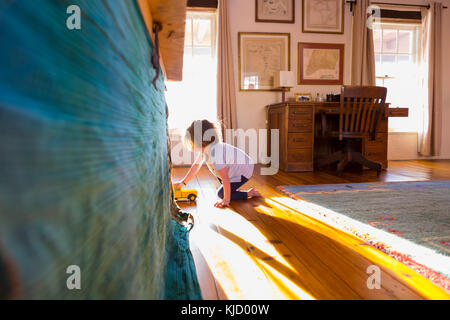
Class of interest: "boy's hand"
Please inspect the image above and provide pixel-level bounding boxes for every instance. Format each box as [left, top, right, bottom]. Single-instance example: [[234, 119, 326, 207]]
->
[[214, 199, 230, 208], [173, 181, 185, 189]]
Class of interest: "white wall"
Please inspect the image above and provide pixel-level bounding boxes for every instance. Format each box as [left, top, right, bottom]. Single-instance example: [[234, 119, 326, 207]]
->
[[228, 0, 450, 160]]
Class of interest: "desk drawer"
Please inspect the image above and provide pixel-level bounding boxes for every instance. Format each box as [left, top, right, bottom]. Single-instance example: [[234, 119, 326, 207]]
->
[[366, 148, 387, 160], [288, 119, 313, 132], [366, 133, 388, 147], [386, 108, 409, 117], [376, 118, 388, 133], [289, 107, 313, 120], [287, 148, 313, 163], [365, 133, 387, 163], [287, 133, 313, 148]]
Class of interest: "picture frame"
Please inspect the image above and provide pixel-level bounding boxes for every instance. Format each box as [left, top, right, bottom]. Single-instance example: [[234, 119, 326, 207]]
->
[[238, 32, 291, 91], [302, 0, 344, 34], [255, 0, 295, 24], [298, 42, 344, 85], [295, 93, 313, 102]]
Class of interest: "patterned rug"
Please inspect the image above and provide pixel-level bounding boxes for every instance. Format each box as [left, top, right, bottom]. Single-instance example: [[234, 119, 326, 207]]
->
[[277, 180, 450, 292]]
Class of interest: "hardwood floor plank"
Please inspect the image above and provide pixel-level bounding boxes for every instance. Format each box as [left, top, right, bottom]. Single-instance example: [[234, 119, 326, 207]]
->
[[172, 160, 450, 300]]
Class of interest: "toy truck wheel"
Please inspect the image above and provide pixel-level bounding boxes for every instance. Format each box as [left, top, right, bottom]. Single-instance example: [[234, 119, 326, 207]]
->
[[188, 194, 197, 201]]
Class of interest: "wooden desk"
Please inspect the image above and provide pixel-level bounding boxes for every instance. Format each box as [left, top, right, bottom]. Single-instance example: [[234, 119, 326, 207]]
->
[[266, 102, 408, 172]]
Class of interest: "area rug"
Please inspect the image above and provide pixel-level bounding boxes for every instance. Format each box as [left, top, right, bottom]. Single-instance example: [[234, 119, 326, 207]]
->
[[277, 180, 450, 291]]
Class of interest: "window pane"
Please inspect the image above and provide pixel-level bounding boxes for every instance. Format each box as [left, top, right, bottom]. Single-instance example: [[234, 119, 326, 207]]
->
[[375, 54, 382, 63], [373, 29, 382, 52], [166, 11, 217, 131], [184, 46, 193, 56], [184, 18, 192, 47], [398, 31, 412, 54], [193, 47, 211, 56], [381, 54, 396, 63], [373, 23, 422, 132], [193, 18, 212, 47], [382, 29, 397, 53], [375, 54, 383, 77], [381, 55, 396, 77], [398, 55, 411, 64]]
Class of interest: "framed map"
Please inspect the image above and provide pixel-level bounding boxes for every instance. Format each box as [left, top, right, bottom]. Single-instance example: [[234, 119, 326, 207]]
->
[[255, 0, 295, 23], [239, 32, 291, 91], [298, 42, 344, 85], [302, 0, 344, 34]]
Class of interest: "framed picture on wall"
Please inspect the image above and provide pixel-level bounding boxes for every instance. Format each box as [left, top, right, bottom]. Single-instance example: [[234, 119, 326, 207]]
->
[[302, 0, 344, 34], [255, 0, 295, 23], [298, 42, 344, 85], [239, 32, 291, 91]]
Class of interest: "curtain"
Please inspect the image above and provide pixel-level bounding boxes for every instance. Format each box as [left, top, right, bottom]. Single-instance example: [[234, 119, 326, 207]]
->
[[217, 0, 237, 132], [351, 0, 376, 85], [419, 2, 442, 156], [166, 12, 217, 131]]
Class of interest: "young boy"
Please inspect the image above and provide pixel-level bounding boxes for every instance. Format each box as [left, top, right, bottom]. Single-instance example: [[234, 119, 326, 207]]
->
[[173, 120, 261, 208]]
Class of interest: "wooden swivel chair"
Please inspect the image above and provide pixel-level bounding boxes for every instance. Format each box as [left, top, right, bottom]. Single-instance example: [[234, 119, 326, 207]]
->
[[319, 85, 387, 177]]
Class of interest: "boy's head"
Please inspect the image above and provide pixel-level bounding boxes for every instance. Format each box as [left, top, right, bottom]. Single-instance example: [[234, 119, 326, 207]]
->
[[184, 119, 222, 151]]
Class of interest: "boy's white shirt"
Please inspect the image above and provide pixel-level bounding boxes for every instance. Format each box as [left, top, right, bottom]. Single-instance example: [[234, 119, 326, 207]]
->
[[203, 142, 254, 183]]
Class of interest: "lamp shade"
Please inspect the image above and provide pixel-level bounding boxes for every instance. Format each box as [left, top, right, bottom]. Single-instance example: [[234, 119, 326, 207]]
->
[[274, 71, 295, 88]]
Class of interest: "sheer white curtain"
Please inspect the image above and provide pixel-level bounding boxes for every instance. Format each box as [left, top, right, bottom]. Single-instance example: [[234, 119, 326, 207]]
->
[[166, 11, 217, 132]]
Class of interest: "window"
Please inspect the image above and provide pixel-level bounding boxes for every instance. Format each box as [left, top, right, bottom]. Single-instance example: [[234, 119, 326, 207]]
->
[[373, 22, 423, 132], [165, 11, 217, 132]]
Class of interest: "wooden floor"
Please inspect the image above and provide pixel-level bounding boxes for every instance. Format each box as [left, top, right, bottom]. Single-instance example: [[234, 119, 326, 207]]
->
[[172, 160, 450, 300]]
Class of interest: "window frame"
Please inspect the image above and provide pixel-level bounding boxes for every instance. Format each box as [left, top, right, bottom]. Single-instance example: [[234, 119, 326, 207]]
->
[[372, 22, 423, 133], [373, 22, 422, 82], [166, 9, 218, 133], [184, 10, 217, 58]]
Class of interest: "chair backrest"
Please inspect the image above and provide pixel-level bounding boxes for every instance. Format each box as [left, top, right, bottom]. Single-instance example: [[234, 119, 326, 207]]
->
[[339, 85, 387, 140]]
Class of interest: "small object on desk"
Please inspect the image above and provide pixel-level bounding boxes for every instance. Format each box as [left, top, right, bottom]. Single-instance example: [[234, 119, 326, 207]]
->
[[295, 93, 313, 102], [326, 94, 333, 102], [274, 71, 295, 103], [316, 93, 325, 102]]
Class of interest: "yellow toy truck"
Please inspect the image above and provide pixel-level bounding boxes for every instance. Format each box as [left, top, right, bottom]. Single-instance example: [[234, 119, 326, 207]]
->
[[173, 187, 198, 201]]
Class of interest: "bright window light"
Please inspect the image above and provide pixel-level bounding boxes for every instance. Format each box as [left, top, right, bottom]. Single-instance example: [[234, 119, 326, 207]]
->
[[165, 11, 217, 132], [373, 22, 423, 133]]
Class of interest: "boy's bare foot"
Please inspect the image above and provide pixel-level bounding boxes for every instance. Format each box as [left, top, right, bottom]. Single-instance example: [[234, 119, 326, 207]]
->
[[247, 188, 262, 199]]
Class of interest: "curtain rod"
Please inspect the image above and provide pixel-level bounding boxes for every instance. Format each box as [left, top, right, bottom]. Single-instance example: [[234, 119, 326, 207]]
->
[[345, 1, 448, 11]]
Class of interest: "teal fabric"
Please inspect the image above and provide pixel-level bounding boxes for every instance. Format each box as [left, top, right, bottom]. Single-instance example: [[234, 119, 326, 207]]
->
[[0, 0, 201, 299], [165, 221, 202, 299]]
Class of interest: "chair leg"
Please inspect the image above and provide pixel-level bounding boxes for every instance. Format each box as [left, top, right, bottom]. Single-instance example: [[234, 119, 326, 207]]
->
[[351, 152, 382, 176], [318, 150, 343, 169], [337, 153, 349, 177]]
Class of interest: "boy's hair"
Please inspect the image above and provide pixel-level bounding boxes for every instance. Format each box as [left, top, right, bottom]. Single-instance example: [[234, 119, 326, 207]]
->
[[184, 119, 222, 151]]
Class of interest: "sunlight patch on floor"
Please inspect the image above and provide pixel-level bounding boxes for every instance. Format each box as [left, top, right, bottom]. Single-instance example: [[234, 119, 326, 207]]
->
[[191, 225, 298, 299], [263, 195, 450, 299], [258, 259, 314, 300], [189, 202, 315, 300]]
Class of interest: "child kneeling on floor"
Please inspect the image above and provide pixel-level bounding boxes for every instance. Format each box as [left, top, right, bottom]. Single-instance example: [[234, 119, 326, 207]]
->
[[173, 119, 261, 208]]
